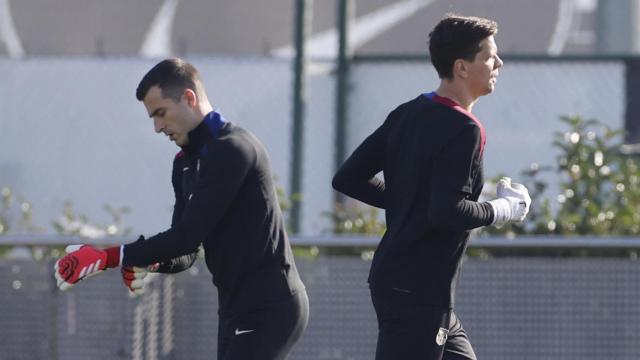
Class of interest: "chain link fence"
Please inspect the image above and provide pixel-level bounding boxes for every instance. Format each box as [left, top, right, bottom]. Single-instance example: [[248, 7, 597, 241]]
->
[[0, 58, 294, 237], [2, 236, 640, 360], [0, 57, 629, 237]]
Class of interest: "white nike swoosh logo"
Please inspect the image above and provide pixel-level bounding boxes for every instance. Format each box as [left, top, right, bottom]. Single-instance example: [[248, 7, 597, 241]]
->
[[234, 328, 255, 336], [183, 167, 189, 171]]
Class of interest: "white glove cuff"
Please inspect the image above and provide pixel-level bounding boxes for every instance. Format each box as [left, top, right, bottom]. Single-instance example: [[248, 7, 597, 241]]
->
[[487, 198, 510, 227]]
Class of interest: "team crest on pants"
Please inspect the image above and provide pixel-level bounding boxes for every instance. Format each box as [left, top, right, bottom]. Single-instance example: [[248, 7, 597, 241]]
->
[[435, 327, 449, 346]]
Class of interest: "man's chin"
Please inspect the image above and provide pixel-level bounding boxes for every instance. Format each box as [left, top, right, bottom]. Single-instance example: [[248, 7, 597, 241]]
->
[[483, 84, 496, 95]]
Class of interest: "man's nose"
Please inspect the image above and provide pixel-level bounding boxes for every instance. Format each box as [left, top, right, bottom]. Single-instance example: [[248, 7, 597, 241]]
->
[[153, 118, 163, 133]]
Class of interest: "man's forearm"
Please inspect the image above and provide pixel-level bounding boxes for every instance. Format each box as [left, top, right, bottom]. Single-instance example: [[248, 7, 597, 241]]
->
[[155, 252, 198, 273], [429, 192, 494, 230], [332, 172, 386, 208]]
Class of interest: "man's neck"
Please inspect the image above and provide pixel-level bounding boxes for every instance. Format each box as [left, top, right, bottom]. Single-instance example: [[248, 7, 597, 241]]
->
[[435, 82, 478, 112], [184, 104, 215, 140], [195, 103, 214, 120]]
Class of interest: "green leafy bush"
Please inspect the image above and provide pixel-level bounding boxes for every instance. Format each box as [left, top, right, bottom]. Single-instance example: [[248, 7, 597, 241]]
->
[[328, 202, 386, 236], [484, 115, 640, 237]]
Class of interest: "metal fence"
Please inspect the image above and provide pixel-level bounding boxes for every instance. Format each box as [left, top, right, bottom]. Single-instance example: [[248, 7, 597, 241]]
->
[[0, 57, 630, 237], [2, 235, 640, 360]]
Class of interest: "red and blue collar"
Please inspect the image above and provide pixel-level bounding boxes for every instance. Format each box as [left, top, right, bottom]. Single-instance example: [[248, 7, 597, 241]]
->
[[423, 92, 486, 155], [184, 111, 227, 156]]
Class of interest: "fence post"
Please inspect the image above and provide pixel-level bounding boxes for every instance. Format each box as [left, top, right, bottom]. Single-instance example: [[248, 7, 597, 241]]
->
[[333, 0, 354, 209], [290, 0, 313, 233]]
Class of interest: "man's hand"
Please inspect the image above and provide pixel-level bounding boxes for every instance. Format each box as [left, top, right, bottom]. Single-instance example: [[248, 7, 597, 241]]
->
[[54, 244, 121, 291], [121, 263, 159, 296], [497, 177, 531, 206], [488, 177, 532, 227]]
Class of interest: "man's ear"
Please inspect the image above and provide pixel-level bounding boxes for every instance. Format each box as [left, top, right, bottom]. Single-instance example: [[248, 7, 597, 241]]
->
[[453, 59, 468, 79], [183, 89, 198, 107]]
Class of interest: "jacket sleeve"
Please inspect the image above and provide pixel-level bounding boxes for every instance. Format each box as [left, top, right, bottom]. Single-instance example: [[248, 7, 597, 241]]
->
[[122, 137, 254, 267], [170, 156, 186, 229], [428, 124, 494, 230], [131, 158, 198, 274], [332, 119, 388, 209], [152, 159, 199, 273], [154, 253, 198, 273]]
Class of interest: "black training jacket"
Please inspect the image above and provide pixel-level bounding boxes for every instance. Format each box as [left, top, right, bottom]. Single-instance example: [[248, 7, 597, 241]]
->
[[332, 94, 494, 308], [123, 111, 305, 315]]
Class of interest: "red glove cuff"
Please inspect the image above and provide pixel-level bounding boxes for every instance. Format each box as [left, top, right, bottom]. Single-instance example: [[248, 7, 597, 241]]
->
[[105, 246, 122, 268]]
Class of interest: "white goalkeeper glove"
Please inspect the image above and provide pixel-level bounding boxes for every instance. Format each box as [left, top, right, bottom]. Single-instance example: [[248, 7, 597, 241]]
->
[[487, 177, 531, 227]]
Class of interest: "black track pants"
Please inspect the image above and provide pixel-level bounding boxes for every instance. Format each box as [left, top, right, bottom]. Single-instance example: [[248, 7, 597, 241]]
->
[[217, 290, 309, 360], [372, 289, 476, 360]]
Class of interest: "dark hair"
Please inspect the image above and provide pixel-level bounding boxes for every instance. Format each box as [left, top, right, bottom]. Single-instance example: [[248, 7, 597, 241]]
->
[[428, 14, 498, 79], [136, 58, 202, 102]]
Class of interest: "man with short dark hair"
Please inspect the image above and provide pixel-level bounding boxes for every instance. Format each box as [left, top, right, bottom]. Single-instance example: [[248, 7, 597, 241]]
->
[[332, 14, 530, 360], [54, 58, 309, 360]]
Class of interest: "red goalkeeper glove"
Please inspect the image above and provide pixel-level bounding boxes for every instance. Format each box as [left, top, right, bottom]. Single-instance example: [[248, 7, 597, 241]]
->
[[121, 263, 159, 296], [54, 244, 121, 291]]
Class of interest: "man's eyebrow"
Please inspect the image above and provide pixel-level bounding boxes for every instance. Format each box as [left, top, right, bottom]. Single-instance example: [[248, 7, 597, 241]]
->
[[149, 108, 164, 118]]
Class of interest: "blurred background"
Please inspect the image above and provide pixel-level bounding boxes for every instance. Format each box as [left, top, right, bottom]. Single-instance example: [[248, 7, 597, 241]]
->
[[2, 0, 640, 359]]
